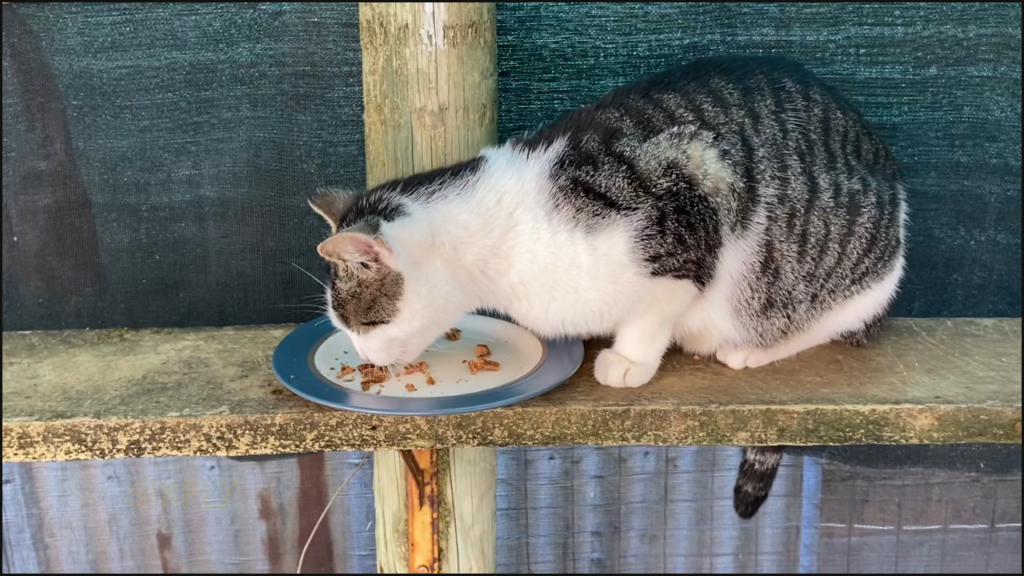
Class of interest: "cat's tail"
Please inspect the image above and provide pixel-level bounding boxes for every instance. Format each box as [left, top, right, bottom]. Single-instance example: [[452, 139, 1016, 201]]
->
[[733, 446, 784, 519]]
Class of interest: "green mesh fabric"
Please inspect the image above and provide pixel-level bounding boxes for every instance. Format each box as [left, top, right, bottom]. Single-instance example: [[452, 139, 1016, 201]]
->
[[2, 3, 1020, 331], [497, 2, 1022, 318], [3, 3, 365, 330]]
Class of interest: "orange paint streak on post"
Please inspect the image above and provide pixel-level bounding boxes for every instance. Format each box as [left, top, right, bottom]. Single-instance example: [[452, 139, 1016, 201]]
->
[[405, 449, 440, 574]]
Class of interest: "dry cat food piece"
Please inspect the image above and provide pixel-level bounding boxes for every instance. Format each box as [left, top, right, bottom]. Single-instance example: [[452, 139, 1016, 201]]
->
[[357, 363, 389, 389], [403, 360, 437, 385], [403, 361, 430, 375], [444, 328, 462, 341], [467, 358, 501, 375], [357, 363, 387, 376], [397, 358, 434, 385], [337, 364, 355, 379], [405, 383, 418, 392], [475, 344, 491, 358]]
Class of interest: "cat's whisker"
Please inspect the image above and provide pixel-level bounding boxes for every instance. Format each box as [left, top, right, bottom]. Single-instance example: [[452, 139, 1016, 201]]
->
[[282, 311, 326, 318], [424, 346, 456, 354], [278, 304, 328, 312], [276, 306, 326, 314], [288, 261, 328, 290]]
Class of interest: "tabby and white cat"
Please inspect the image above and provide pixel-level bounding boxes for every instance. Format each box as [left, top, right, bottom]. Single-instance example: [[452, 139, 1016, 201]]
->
[[309, 56, 907, 518]]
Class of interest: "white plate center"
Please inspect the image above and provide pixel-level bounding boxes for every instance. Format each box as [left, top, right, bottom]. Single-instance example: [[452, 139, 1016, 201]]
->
[[312, 315, 545, 397]]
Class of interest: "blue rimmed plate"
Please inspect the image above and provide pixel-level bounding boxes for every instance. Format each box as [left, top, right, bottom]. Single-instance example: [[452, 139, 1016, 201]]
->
[[272, 314, 584, 416]]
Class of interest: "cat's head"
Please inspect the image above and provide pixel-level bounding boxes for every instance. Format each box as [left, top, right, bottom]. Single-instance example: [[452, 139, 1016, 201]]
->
[[308, 189, 465, 367]]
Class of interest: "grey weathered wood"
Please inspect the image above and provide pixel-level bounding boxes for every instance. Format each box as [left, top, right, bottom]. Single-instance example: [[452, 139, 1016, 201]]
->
[[3, 318, 1021, 463], [373, 450, 410, 573], [440, 447, 497, 573]]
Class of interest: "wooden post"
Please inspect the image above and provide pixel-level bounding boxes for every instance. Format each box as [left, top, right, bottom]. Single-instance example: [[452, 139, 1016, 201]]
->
[[360, 3, 498, 573]]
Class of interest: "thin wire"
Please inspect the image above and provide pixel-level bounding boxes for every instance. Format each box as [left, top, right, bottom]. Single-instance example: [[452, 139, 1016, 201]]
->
[[296, 453, 371, 574]]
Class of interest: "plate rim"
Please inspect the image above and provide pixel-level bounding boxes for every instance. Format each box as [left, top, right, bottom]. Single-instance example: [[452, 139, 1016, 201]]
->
[[272, 314, 584, 416]]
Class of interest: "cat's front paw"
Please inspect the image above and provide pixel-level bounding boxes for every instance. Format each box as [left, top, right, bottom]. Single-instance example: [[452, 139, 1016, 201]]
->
[[594, 348, 659, 388]]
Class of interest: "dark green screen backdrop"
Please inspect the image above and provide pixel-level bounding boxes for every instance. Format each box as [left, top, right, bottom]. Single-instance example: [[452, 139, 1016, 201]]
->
[[496, 2, 1022, 320], [3, 3, 365, 330], [3, 3, 1021, 331]]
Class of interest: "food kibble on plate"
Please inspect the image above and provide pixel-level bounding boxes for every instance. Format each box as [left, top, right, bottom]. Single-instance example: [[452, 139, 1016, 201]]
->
[[402, 360, 436, 386], [467, 358, 500, 375], [357, 364, 389, 390], [444, 327, 462, 341], [403, 361, 429, 375], [475, 344, 491, 358]]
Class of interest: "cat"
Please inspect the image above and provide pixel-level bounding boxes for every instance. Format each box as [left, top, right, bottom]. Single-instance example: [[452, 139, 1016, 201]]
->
[[308, 55, 907, 519]]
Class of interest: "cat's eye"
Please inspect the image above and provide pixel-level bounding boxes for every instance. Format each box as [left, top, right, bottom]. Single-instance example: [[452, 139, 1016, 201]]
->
[[361, 320, 386, 328]]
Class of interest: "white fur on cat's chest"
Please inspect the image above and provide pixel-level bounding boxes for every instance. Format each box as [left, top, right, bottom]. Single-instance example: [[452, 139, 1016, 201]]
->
[[482, 219, 658, 338]]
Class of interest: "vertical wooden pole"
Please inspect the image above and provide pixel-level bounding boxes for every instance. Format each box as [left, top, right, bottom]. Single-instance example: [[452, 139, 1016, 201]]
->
[[439, 447, 497, 573], [359, 3, 498, 573]]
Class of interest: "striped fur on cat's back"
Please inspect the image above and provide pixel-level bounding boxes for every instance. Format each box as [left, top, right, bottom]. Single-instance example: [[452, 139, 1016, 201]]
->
[[514, 55, 906, 363], [309, 56, 907, 519]]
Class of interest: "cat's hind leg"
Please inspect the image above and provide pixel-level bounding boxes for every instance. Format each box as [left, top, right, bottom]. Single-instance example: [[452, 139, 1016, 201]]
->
[[716, 330, 835, 370], [838, 313, 888, 347], [716, 258, 904, 370]]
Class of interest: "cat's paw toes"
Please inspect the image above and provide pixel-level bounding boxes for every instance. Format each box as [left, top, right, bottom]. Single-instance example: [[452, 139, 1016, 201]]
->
[[716, 347, 772, 370], [716, 347, 753, 370], [594, 349, 659, 388]]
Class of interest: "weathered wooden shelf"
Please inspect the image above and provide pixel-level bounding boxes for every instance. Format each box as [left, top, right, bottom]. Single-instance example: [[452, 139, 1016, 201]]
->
[[2, 319, 1020, 462]]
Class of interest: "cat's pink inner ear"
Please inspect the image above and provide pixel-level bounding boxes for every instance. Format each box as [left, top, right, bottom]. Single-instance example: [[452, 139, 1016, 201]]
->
[[317, 233, 379, 265]]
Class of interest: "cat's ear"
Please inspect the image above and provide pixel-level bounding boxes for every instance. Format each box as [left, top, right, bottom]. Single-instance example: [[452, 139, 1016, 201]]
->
[[308, 188, 357, 234], [317, 232, 393, 271]]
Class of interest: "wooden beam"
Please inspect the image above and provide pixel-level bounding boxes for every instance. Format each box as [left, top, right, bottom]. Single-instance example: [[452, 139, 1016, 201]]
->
[[358, 3, 499, 572], [3, 319, 1022, 463]]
